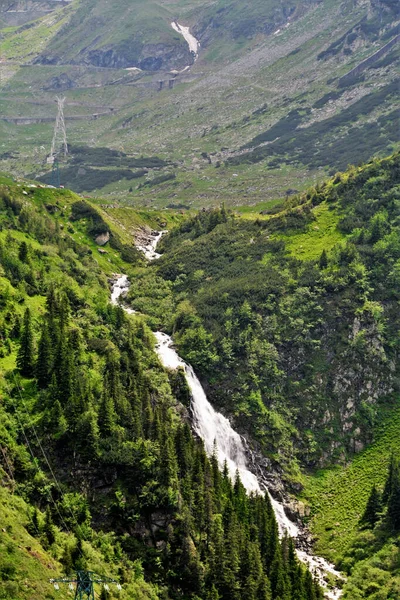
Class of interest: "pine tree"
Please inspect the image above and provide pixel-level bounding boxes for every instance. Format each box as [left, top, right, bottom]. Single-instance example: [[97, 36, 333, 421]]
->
[[45, 284, 58, 317], [179, 535, 204, 595], [61, 543, 74, 575], [159, 414, 178, 488], [17, 307, 35, 377], [270, 546, 290, 600], [58, 292, 70, 330], [98, 390, 116, 437], [319, 249, 328, 269], [303, 569, 317, 600], [382, 453, 396, 503], [76, 409, 100, 457], [359, 484, 382, 528], [43, 506, 56, 546], [36, 323, 52, 388], [50, 399, 68, 439], [53, 335, 74, 403], [27, 507, 41, 537], [18, 241, 29, 263], [387, 459, 400, 531]]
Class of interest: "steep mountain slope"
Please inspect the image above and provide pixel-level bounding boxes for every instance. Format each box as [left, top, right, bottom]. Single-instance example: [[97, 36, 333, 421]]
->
[[124, 151, 400, 596], [0, 177, 322, 599], [132, 152, 400, 471], [0, 0, 398, 203]]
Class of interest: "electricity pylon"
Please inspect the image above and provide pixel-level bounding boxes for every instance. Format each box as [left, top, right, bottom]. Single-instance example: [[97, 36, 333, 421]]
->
[[50, 570, 121, 599], [47, 96, 68, 165]]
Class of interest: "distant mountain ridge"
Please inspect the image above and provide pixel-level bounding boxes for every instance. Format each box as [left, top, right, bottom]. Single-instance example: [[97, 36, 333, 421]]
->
[[0, 0, 398, 202]]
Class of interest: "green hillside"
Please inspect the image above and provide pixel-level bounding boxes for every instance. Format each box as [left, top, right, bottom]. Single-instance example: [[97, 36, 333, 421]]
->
[[144, 153, 400, 470], [128, 151, 400, 595], [0, 176, 322, 600]]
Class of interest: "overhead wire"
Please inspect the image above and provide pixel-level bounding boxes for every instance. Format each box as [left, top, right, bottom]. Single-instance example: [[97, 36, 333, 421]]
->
[[0, 444, 15, 489], [3, 376, 73, 537]]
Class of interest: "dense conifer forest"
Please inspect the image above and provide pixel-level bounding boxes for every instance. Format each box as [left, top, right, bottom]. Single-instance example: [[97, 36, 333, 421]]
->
[[0, 179, 322, 598]]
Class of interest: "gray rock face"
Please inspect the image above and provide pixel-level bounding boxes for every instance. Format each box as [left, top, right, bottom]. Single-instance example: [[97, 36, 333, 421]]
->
[[42, 73, 76, 91], [95, 231, 110, 246], [36, 39, 194, 72]]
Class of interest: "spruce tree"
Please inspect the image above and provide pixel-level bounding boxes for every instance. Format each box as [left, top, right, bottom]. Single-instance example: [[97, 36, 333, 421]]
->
[[27, 507, 41, 537], [387, 459, 400, 531], [58, 292, 70, 330], [18, 241, 29, 263], [17, 307, 35, 377], [382, 453, 396, 503], [43, 506, 56, 547], [98, 391, 116, 437], [36, 323, 52, 388], [270, 546, 290, 600], [45, 284, 58, 317], [53, 335, 74, 403], [319, 249, 328, 269], [359, 484, 382, 528]]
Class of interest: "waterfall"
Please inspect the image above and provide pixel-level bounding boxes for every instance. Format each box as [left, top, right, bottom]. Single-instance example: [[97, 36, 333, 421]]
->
[[154, 331, 260, 494], [154, 331, 343, 599], [111, 268, 344, 599]]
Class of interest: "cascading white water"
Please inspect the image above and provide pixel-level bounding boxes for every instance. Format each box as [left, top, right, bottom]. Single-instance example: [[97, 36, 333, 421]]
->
[[110, 241, 344, 599], [153, 331, 343, 599], [110, 274, 136, 314], [111, 274, 130, 304], [154, 331, 260, 493], [136, 230, 167, 261]]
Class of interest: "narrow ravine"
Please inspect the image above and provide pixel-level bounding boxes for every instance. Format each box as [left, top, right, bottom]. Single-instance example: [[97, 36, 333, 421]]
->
[[111, 232, 344, 599]]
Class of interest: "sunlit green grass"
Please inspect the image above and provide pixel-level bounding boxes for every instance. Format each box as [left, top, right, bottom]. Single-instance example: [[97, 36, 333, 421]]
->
[[301, 397, 400, 563], [279, 203, 344, 260]]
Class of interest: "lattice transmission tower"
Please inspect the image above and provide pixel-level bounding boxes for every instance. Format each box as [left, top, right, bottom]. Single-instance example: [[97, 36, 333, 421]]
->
[[50, 570, 121, 599], [47, 96, 68, 165]]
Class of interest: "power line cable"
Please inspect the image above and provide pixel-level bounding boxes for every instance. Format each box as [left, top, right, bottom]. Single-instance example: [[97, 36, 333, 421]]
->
[[4, 377, 72, 537]]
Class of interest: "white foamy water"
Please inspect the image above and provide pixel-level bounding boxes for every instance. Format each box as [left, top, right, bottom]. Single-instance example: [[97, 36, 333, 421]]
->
[[136, 230, 167, 261], [154, 331, 260, 493], [153, 331, 344, 599], [171, 21, 200, 58], [111, 261, 344, 598], [110, 274, 136, 313]]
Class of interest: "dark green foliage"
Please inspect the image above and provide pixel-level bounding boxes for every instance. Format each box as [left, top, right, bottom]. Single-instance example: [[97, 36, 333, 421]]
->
[[318, 249, 328, 269], [0, 179, 322, 599], [150, 153, 400, 472], [168, 367, 191, 407], [17, 308, 35, 377], [36, 324, 52, 389], [359, 485, 382, 528], [43, 507, 56, 547], [18, 241, 29, 263], [386, 458, 400, 531], [383, 453, 397, 504]]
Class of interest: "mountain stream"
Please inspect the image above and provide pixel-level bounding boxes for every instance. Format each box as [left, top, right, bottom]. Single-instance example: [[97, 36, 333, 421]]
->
[[111, 232, 344, 599]]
